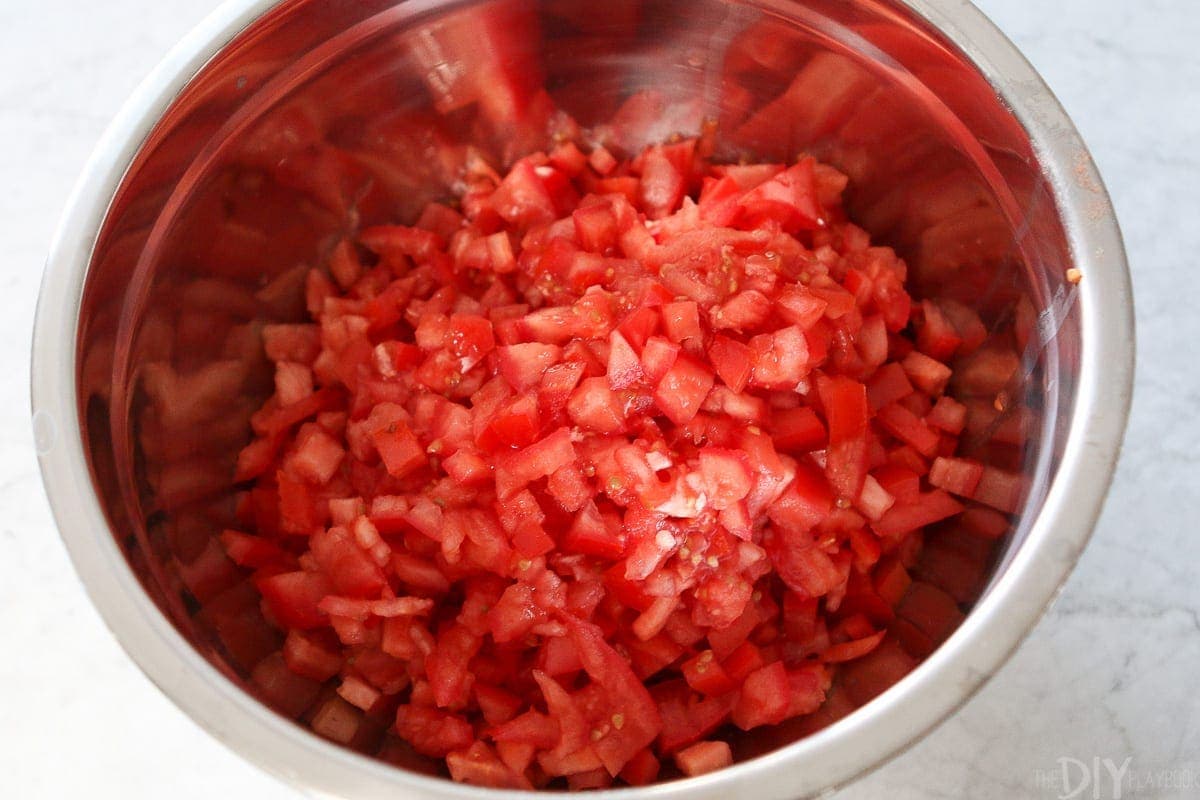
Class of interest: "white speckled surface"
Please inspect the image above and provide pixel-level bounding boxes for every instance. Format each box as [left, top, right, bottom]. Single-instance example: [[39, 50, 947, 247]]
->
[[1, 1, 1195, 798]]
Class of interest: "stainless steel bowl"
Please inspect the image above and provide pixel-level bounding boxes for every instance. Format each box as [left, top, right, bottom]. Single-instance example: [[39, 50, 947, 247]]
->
[[31, 0, 1133, 797]]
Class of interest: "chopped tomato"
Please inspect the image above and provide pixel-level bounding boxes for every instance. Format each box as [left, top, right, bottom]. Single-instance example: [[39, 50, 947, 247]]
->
[[674, 740, 733, 777], [223, 133, 1002, 788]]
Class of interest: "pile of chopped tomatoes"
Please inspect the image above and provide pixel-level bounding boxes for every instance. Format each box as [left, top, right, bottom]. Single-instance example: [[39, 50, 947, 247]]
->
[[225, 134, 1021, 789]]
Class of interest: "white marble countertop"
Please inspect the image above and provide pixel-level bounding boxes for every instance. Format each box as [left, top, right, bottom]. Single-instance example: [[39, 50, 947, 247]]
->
[[1, 1, 1196, 798]]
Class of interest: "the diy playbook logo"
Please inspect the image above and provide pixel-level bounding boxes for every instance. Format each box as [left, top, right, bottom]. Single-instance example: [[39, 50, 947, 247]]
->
[[1048, 757, 1131, 799], [1033, 757, 1199, 798]]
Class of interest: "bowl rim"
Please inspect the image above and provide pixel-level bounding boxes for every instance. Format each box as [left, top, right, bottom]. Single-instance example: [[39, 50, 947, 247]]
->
[[30, 0, 1134, 797]]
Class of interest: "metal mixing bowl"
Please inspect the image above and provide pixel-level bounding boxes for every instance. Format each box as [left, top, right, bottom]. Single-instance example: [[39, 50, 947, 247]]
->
[[31, 0, 1133, 797]]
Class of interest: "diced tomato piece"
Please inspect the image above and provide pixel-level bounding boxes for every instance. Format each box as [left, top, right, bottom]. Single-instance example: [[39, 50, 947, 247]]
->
[[310, 526, 386, 597], [639, 145, 687, 219], [568, 376, 626, 433], [491, 708, 562, 748], [546, 462, 590, 512], [822, 630, 886, 663], [497, 342, 561, 392], [276, 471, 325, 534], [494, 427, 576, 498], [854, 475, 895, 522], [219, 529, 283, 569], [732, 661, 790, 729], [639, 336, 680, 384], [872, 490, 965, 538], [736, 159, 822, 232], [658, 687, 734, 755], [771, 406, 826, 452], [681, 650, 736, 697], [776, 285, 828, 329], [395, 706, 474, 758], [573, 202, 618, 253], [607, 330, 645, 389], [285, 423, 344, 485], [372, 422, 426, 478], [263, 324, 321, 364], [660, 301, 703, 345], [929, 456, 984, 498], [767, 460, 832, 534], [895, 582, 965, 654], [839, 637, 918, 705], [589, 145, 618, 175], [491, 159, 558, 228], [819, 375, 870, 501], [697, 448, 753, 510], [867, 362, 915, 411], [877, 402, 941, 457], [654, 354, 714, 425], [563, 616, 662, 774], [973, 466, 1024, 513], [253, 653, 322, 719], [926, 395, 967, 434], [749, 325, 809, 389], [960, 507, 1011, 540], [256, 571, 331, 630], [442, 449, 491, 486], [619, 748, 661, 786], [917, 299, 964, 361], [564, 500, 623, 559], [674, 740, 733, 777], [709, 335, 753, 393], [447, 741, 529, 789], [282, 629, 342, 681], [714, 290, 772, 332], [902, 350, 953, 397]]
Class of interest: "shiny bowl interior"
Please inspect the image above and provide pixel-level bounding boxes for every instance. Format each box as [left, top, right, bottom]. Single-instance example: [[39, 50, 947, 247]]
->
[[34, 0, 1132, 797]]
